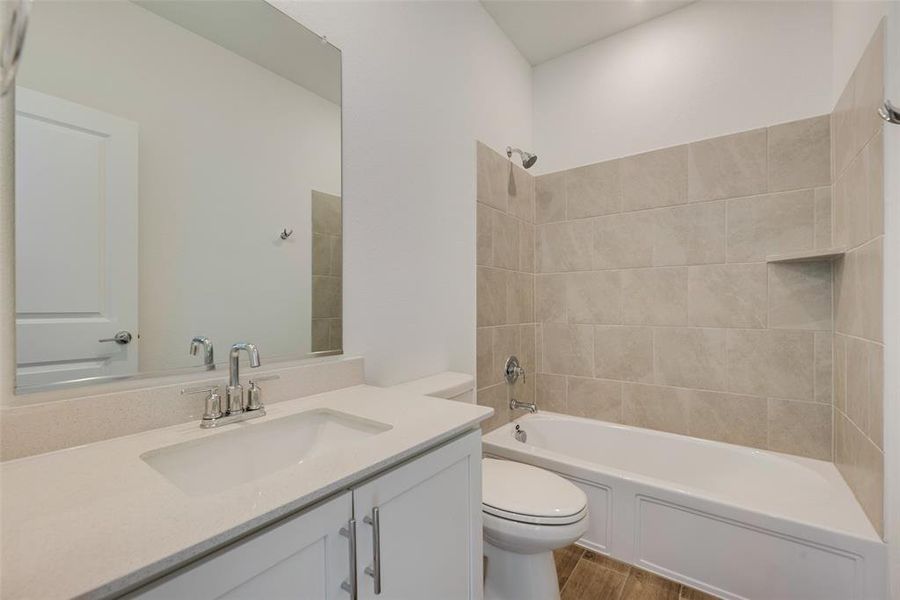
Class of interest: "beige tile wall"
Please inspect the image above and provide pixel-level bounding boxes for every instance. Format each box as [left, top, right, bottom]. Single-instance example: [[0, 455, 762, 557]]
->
[[831, 23, 885, 536], [476, 142, 537, 431], [525, 111, 835, 463], [311, 191, 343, 352], [477, 112, 838, 462]]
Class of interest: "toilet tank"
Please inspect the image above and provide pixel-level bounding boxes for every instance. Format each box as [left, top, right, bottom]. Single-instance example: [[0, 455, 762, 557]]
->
[[391, 372, 475, 404]]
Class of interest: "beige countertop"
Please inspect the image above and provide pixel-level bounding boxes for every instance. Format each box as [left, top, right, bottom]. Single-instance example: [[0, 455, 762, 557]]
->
[[0, 385, 492, 600]]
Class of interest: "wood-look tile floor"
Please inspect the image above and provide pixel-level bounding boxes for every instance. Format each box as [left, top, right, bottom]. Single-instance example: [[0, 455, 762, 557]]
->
[[554, 545, 719, 600]]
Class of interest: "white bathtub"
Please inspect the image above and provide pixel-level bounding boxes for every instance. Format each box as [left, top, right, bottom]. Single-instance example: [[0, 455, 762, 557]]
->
[[482, 412, 886, 600]]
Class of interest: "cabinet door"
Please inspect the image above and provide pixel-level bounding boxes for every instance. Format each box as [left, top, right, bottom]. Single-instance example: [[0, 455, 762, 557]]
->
[[131, 492, 353, 600], [353, 430, 483, 600]]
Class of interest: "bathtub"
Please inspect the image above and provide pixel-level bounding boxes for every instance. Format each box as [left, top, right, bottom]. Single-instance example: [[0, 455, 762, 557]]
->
[[482, 412, 886, 600]]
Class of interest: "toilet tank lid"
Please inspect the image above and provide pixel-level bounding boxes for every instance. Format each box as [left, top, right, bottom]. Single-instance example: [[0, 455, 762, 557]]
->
[[391, 371, 474, 399]]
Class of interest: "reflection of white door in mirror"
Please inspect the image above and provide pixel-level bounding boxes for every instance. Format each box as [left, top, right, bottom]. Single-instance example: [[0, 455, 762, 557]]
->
[[14, 87, 138, 389]]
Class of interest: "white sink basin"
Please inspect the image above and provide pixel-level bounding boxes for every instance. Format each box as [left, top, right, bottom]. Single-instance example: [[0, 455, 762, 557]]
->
[[141, 409, 392, 495]]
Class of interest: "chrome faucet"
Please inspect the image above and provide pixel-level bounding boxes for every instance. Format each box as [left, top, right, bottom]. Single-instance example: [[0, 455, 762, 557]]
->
[[189, 336, 215, 370], [226, 342, 260, 415], [509, 398, 537, 413], [180, 342, 266, 429]]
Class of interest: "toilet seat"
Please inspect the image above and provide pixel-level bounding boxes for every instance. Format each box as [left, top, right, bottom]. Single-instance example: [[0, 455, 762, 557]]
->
[[482, 459, 587, 526]]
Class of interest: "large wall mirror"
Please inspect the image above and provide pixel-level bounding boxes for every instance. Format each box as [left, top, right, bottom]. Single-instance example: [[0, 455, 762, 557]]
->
[[13, 0, 342, 393]]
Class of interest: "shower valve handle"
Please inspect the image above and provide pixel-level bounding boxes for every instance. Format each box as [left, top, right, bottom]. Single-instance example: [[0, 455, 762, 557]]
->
[[504, 355, 525, 385]]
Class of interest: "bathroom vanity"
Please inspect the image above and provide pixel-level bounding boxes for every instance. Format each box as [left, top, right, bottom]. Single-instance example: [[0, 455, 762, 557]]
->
[[0, 386, 491, 599]]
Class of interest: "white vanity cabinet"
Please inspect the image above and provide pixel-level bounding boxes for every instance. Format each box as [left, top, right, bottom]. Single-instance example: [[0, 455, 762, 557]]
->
[[130, 430, 482, 600]]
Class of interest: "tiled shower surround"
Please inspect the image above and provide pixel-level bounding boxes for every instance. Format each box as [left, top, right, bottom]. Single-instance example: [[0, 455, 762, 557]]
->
[[476, 23, 885, 536]]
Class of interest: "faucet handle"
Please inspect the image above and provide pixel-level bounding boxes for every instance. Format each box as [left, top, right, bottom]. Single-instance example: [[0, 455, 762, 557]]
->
[[246, 375, 278, 411], [181, 386, 223, 422]]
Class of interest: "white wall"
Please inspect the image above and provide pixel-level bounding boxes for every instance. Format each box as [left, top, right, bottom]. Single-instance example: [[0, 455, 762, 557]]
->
[[833, 0, 892, 102], [17, 1, 341, 374], [272, 0, 533, 386], [532, 0, 833, 173]]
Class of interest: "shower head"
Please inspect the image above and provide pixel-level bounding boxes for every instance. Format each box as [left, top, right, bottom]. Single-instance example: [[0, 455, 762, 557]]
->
[[506, 146, 537, 169]]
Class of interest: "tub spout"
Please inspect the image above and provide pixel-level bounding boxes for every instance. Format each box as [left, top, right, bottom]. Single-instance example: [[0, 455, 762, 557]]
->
[[509, 398, 537, 413]]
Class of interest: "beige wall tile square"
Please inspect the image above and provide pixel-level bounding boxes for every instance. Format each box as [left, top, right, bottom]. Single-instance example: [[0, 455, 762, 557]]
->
[[331, 236, 342, 275], [478, 383, 511, 433], [727, 330, 814, 400], [566, 377, 623, 422], [835, 411, 884, 534], [311, 319, 330, 351], [688, 128, 767, 202], [621, 145, 688, 211], [768, 262, 833, 330], [536, 220, 594, 272], [542, 323, 594, 377], [519, 324, 537, 375], [477, 203, 492, 266], [689, 391, 767, 448], [688, 263, 767, 328], [833, 152, 869, 249], [492, 325, 520, 385], [726, 189, 815, 262], [592, 211, 655, 269], [767, 399, 832, 460], [566, 271, 621, 324], [566, 159, 621, 219], [814, 332, 833, 406], [311, 191, 342, 234], [836, 239, 883, 341], [477, 267, 507, 326], [767, 115, 831, 192], [832, 75, 857, 178], [594, 325, 653, 383], [508, 164, 535, 223], [621, 267, 688, 326], [492, 209, 520, 270], [845, 335, 869, 431], [653, 201, 726, 266], [519, 221, 535, 273], [853, 22, 884, 153], [507, 271, 534, 324], [535, 324, 543, 372], [654, 327, 727, 391], [312, 276, 342, 318], [477, 142, 507, 212], [536, 373, 567, 413], [814, 187, 832, 249], [535, 172, 566, 224], [868, 342, 883, 449], [622, 383, 691, 435], [834, 333, 847, 412], [867, 131, 884, 237], [535, 274, 567, 323], [476, 327, 495, 389], [312, 233, 332, 276]]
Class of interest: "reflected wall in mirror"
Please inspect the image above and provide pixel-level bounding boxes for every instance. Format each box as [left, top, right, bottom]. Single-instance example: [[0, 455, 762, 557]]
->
[[14, 0, 341, 392]]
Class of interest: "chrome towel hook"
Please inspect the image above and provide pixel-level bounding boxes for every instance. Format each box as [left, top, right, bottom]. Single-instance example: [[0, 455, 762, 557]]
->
[[280, 228, 293, 240], [879, 100, 900, 125]]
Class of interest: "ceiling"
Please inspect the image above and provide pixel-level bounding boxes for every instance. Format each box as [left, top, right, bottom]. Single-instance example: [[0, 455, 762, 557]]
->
[[481, 0, 697, 66], [137, 0, 341, 104]]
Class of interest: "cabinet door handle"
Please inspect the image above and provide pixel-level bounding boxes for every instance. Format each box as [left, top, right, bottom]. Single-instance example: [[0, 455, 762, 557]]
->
[[363, 507, 382, 595], [339, 519, 358, 599]]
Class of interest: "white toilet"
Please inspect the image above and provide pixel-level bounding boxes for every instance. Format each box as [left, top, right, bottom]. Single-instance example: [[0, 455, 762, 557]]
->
[[392, 372, 589, 600]]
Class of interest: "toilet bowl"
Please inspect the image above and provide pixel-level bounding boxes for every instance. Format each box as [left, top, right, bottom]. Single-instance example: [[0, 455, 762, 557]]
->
[[389, 373, 588, 600], [481, 458, 588, 600]]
